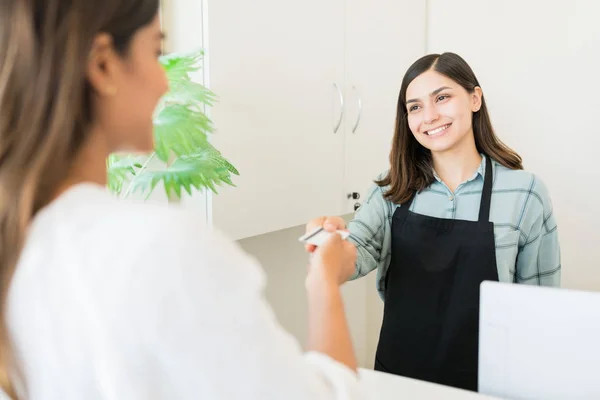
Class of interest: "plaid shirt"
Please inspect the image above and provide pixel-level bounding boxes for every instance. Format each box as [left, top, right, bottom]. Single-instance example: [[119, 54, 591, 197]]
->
[[348, 156, 561, 300]]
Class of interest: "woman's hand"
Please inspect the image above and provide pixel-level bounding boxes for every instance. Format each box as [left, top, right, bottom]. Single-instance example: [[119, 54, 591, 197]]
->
[[306, 231, 357, 289], [304, 216, 347, 253]]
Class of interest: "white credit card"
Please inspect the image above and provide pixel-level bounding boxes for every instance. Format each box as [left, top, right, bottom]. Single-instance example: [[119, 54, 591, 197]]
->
[[298, 226, 350, 247]]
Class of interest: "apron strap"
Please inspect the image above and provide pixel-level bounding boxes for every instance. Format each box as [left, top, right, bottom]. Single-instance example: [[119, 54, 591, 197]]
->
[[403, 193, 415, 210], [396, 190, 416, 218], [478, 155, 493, 223]]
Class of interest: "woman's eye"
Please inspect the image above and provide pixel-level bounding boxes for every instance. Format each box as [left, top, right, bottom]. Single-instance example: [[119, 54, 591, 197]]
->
[[409, 105, 420, 112], [437, 94, 449, 102]]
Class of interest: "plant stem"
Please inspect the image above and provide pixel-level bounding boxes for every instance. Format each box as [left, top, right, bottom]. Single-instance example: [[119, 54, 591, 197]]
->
[[123, 152, 156, 198]]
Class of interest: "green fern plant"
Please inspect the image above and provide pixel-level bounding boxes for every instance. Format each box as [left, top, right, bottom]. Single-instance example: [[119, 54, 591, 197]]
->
[[106, 50, 238, 199]]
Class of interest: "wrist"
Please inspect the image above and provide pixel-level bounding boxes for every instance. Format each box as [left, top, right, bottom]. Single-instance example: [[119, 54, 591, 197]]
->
[[305, 274, 339, 295]]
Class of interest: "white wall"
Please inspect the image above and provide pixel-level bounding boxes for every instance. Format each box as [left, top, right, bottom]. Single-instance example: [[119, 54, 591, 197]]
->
[[427, 0, 600, 291]]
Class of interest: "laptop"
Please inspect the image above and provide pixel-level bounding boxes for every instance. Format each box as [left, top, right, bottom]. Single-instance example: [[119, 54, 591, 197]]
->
[[478, 281, 600, 399]]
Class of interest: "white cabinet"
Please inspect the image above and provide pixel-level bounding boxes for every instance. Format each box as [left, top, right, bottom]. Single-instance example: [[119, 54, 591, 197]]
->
[[342, 0, 426, 213], [207, 0, 346, 240], [207, 1, 426, 240]]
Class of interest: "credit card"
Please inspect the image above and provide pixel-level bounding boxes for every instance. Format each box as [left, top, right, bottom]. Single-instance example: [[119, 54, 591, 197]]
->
[[298, 226, 350, 247]]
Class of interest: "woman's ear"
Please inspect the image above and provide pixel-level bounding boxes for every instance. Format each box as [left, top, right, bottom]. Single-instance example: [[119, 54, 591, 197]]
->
[[471, 86, 483, 112], [86, 33, 120, 97]]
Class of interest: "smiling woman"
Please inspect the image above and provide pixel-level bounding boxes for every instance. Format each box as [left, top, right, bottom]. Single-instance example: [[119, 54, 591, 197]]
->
[[304, 52, 562, 392], [380, 53, 523, 201]]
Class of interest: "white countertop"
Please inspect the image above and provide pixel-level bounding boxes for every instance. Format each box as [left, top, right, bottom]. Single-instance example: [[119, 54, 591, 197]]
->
[[358, 368, 502, 399]]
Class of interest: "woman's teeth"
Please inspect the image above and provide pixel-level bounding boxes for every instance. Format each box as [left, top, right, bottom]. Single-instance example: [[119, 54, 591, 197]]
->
[[426, 124, 450, 135]]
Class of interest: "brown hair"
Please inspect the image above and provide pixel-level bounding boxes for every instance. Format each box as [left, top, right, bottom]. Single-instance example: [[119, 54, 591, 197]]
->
[[376, 52, 523, 204], [0, 0, 158, 397]]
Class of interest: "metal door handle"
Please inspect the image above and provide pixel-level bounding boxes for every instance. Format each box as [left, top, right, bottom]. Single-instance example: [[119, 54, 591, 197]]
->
[[333, 82, 344, 133], [352, 86, 362, 134]]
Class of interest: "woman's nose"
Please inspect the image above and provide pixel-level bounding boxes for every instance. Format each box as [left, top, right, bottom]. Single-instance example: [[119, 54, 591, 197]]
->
[[423, 106, 439, 125]]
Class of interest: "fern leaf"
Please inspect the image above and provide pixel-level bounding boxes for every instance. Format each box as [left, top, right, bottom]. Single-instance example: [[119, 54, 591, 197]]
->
[[153, 104, 214, 161], [106, 154, 146, 194], [106, 49, 239, 200], [126, 144, 238, 198]]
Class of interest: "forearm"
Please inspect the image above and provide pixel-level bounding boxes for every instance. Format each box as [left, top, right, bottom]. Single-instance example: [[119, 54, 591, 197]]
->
[[346, 184, 391, 280], [306, 281, 358, 372], [347, 242, 379, 280]]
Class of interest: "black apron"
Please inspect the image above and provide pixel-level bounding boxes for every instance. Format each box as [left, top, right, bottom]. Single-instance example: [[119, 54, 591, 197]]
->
[[374, 155, 499, 392]]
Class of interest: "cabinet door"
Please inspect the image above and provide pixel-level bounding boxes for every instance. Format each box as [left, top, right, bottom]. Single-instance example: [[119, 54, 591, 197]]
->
[[343, 1, 426, 212], [208, 0, 346, 240]]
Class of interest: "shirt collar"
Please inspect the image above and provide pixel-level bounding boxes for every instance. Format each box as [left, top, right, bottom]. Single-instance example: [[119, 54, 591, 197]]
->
[[432, 154, 487, 184], [475, 154, 487, 179]]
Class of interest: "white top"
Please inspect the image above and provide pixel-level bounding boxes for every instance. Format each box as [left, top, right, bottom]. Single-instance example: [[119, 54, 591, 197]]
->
[[6, 183, 362, 400]]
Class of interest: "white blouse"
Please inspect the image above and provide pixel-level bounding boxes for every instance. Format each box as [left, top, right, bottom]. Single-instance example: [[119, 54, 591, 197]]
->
[[6, 183, 362, 399]]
